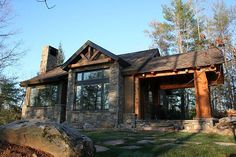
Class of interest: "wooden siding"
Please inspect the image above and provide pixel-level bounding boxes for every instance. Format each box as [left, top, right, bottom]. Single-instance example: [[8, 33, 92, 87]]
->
[[124, 76, 134, 113]]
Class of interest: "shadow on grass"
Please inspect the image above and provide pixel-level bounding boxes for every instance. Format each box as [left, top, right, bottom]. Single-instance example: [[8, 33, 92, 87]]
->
[[152, 131, 200, 156], [151, 119, 206, 156]]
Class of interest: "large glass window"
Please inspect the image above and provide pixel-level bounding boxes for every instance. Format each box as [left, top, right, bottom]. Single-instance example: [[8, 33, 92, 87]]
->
[[75, 69, 109, 110], [30, 85, 58, 107]]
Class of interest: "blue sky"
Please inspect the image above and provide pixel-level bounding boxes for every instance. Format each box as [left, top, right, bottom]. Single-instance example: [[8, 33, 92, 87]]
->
[[8, 0, 235, 81]]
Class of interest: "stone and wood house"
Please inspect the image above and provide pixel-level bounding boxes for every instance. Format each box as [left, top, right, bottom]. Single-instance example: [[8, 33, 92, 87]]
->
[[20, 40, 224, 129]]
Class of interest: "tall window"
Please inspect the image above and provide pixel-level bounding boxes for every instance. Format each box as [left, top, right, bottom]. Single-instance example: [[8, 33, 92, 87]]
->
[[30, 85, 58, 106], [75, 69, 109, 110]]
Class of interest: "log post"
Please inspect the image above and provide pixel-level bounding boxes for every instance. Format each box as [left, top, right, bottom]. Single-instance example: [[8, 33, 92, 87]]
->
[[134, 77, 140, 118], [194, 70, 212, 118]]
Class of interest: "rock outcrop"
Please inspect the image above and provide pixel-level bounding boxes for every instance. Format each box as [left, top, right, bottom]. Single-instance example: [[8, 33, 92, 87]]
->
[[0, 120, 95, 157]]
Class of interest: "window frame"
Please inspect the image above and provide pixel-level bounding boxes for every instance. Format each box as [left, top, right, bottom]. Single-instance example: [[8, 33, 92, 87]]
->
[[74, 69, 110, 111]]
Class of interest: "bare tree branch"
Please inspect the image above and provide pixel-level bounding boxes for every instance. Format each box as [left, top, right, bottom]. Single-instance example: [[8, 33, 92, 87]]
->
[[36, 0, 55, 9], [0, 0, 24, 74]]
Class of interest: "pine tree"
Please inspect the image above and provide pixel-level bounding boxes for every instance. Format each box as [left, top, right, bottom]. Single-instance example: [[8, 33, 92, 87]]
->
[[146, 0, 202, 55], [208, 1, 236, 113], [0, 77, 24, 124], [57, 42, 65, 65]]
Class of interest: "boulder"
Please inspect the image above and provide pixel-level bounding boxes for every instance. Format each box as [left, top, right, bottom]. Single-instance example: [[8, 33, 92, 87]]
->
[[216, 117, 236, 129], [0, 120, 95, 157]]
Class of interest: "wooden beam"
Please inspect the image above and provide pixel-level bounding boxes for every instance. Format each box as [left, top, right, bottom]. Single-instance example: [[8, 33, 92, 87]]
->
[[138, 67, 217, 78], [80, 53, 88, 61], [194, 70, 212, 118], [134, 77, 140, 118], [88, 46, 91, 59], [69, 58, 113, 68], [90, 50, 100, 61], [159, 82, 194, 90], [208, 70, 224, 85]]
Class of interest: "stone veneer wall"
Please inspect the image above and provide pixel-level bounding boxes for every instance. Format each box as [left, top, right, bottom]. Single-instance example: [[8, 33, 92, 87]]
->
[[130, 119, 218, 132], [23, 105, 63, 123], [66, 62, 123, 129]]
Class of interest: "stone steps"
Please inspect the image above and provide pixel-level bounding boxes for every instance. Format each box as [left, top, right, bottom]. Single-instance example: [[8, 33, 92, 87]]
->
[[138, 121, 177, 131]]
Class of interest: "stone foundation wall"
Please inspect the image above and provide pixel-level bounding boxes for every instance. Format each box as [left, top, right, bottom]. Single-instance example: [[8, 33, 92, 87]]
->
[[122, 113, 137, 128], [133, 119, 216, 131], [69, 111, 117, 128], [23, 105, 63, 123], [121, 116, 233, 135]]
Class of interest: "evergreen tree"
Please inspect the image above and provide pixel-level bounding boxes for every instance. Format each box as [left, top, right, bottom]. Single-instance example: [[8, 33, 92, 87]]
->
[[208, 1, 236, 113], [146, 0, 203, 56], [0, 77, 24, 124], [57, 42, 65, 65]]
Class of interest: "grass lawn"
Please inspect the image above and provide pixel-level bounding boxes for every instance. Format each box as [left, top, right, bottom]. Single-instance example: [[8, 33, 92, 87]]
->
[[82, 130, 236, 157]]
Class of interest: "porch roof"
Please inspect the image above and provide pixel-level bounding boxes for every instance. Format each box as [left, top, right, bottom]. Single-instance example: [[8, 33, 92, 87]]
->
[[119, 48, 159, 74], [20, 67, 67, 87], [139, 48, 224, 74]]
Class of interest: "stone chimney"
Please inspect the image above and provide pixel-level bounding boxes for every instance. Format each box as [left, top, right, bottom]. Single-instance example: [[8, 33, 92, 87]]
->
[[39, 45, 59, 74]]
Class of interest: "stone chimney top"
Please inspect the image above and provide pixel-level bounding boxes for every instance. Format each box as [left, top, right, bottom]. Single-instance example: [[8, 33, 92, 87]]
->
[[39, 45, 58, 74]]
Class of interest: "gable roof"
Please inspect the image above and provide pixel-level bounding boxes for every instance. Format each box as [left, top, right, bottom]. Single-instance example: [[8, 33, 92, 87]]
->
[[62, 40, 130, 70], [20, 67, 67, 87], [139, 48, 224, 73], [119, 48, 159, 74]]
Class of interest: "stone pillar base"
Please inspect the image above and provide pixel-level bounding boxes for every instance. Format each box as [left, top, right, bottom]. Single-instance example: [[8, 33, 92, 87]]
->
[[184, 118, 218, 132]]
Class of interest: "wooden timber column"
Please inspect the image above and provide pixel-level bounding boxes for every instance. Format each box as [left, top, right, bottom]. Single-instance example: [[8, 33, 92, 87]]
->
[[134, 76, 141, 118], [194, 70, 212, 118]]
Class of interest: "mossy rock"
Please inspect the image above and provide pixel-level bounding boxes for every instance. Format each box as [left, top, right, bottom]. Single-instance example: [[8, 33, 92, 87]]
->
[[0, 120, 95, 157]]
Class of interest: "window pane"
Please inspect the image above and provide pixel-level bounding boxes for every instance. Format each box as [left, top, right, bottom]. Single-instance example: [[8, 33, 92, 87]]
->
[[83, 70, 103, 80], [30, 85, 58, 107], [104, 69, 109, 78], [51, 85, 58, 105], [77, 84, 102, 110], [75, 86, 82, 110], [95, 84, 102, 110], [39, 87, 50, 106], [77, 73, 82, 81], [30, 87, 38, 106], [103, 83, 109, 109], [148, 91, 153, 103]]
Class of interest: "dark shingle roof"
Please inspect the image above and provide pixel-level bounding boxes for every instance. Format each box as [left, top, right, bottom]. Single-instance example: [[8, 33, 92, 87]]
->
[[20, 67, 67, 87], [20, 44, 224, 87], [119, 48, 159, 74], [139, 48, 224, 73]]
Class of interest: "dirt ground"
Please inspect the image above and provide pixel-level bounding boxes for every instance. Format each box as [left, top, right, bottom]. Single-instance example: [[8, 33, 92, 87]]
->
[[0, 141, 54, 157]]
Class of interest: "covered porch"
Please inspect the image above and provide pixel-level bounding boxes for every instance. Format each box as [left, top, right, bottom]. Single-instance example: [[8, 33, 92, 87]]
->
[[123, 48, 224, 130], [134, 65, 224, 121]]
